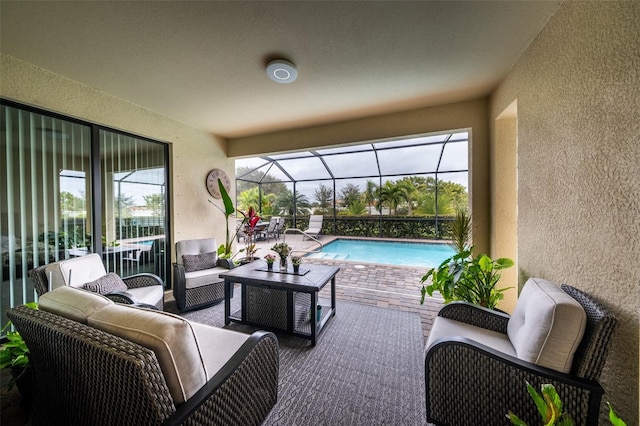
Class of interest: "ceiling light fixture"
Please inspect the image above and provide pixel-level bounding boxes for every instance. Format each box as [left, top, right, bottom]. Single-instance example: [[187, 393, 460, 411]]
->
[[266, 59, 297, 83]]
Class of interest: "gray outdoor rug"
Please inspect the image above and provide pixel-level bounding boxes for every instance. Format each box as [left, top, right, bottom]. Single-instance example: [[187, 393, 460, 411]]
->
[[166, 297, 427, 425]]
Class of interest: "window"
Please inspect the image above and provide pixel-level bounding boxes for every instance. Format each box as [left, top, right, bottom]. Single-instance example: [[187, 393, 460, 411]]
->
[[0, 100, 170, 327]]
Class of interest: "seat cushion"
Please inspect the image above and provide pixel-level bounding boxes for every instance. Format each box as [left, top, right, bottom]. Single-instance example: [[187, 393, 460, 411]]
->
[[190, 323, 250, 378], [127, 285, 165, 307], [184, 266, 228, 289], [507, 278, 586, 373], [427, 316, 517, 357], [38, 286, 113, 323], [88, 304, 207, 405]]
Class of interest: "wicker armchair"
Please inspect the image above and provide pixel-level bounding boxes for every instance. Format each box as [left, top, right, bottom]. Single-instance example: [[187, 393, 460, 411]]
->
[[425, 281, 617, 426], [173, 238, 234, 312], [7, 289, 279, 426], [28, 253, 164, 309]]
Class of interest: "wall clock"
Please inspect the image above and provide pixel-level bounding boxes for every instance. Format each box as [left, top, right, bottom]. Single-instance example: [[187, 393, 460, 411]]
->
[[206, 168, 231, 199]]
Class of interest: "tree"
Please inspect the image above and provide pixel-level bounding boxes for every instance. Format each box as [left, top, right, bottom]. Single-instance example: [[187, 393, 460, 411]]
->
[[377, 181, 404, 214], [114, 193, 136, 218], [143, 193, 165, 216], [396, 179, 418, 215], [344, 199, 367, 216], [362, 180, 378, 215], [313, 183, 333, 214], [339, 183, 361, 209], [235, 166, 287, 195], [60, 191, 85, 214], [276, 190, 310, 215], [237, 187, 276, 215]]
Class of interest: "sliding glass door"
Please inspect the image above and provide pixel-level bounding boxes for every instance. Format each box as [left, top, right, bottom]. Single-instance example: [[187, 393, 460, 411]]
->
[[1, 100, 170, 327], [100, 130, 168, 280]]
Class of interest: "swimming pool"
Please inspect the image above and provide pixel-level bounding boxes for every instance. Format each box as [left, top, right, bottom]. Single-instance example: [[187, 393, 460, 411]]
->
[[306, 238, 455, 268]]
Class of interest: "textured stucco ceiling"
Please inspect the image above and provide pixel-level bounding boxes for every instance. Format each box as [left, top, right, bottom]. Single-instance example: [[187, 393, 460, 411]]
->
[[0, 1, 561, 138]]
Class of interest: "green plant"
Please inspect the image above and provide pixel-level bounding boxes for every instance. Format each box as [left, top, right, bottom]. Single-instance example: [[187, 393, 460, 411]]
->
[[507, 382, 627, 426], [0, 302, 38, 390], [271, 242, 291, 258], [420, 248, 513, 309], [449, 209, 472, 253], [264, 254, 276, 264], [291, 256, 302, 266], [209, 178, 237, 259]]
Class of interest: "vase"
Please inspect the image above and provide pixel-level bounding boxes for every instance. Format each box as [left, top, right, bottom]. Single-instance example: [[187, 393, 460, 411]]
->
[[293, 264, 300, 273], [267, 262, 273, 271], [280, 256, 287, 269]]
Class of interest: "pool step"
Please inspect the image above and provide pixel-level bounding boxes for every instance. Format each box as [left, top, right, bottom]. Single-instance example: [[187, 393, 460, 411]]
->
[[307, 252, 350, 261]]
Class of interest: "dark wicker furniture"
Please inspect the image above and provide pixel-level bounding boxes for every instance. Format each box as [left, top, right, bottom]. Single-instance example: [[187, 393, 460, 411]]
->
[[173, 239, 234, 312], [424, 284, 617, 425], [7, 304, 279, 426], [28, 261, 164, 310], [220, 261, 339, 346]]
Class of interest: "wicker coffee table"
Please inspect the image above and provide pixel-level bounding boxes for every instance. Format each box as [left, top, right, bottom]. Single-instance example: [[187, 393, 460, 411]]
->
[[220, 261, 340, 346]]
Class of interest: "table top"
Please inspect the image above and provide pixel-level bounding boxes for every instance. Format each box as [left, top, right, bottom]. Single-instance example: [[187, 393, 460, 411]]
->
[[219, 261, 340, 292]]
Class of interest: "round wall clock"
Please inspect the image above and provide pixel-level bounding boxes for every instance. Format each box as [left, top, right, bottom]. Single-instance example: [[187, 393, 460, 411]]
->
[[206, 168, 231, 198]]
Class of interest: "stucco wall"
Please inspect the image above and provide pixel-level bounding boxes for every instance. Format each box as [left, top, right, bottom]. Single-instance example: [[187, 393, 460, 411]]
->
[[228, 98, 491, 255], [0, 54, 234, 257], [491, 1, 639, 422]]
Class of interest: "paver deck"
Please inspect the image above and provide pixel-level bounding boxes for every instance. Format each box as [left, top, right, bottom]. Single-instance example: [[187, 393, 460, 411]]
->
[[249, 233, 445, 343]]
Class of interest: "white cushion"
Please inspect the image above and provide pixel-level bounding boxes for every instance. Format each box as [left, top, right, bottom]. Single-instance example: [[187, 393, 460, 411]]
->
[[126, 285, 165, 306], [44, 253, 108, 289], [190, 323, 250, 378], [175, 238, 217, 265], [427, 316, 517, 357], [38, 286, 113, 323], [184, 266, 227, 289], [507, 278, 586, 373], [88, 304, 221, 405]]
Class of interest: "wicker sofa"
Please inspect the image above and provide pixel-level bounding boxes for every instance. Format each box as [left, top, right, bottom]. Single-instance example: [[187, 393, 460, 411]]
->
[[424, 278, 617, 426], [7, 286, 279, 426]]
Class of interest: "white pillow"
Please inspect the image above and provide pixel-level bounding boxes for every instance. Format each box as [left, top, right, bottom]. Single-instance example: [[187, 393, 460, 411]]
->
[[507, 278, 586, 373]]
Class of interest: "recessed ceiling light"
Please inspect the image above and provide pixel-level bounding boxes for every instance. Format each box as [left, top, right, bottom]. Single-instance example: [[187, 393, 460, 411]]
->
[[266, 59, 297, 84]]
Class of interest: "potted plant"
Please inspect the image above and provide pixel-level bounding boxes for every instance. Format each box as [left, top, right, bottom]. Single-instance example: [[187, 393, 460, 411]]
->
[[420, 247, 514, 309], [1, 302, 38, 400], [271, 242, 291, 268], [291, 256, 302, 273], [264, 254, 276, 270], [449, 209, 472, 253]]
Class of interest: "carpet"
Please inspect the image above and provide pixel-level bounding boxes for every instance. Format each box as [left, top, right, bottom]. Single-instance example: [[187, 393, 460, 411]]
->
[[167, 297, 427, 425]]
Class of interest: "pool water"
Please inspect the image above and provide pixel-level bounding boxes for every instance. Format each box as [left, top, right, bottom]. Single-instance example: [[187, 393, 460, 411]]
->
[[306, 239, 455, 268]]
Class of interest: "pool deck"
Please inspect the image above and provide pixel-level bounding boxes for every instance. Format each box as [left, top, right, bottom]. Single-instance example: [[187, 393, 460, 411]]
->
[[248, 233, 445, 342]]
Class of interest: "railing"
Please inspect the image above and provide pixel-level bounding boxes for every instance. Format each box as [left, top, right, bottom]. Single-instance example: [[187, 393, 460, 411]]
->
[[282, 228, 323, 255]]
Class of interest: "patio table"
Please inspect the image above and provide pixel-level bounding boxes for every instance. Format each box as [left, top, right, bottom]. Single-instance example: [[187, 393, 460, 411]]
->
[[220, 261, 339, 346]]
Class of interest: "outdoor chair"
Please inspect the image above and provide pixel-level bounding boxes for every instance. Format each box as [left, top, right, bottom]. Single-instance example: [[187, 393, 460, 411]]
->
[[303, 215, 323, 240], [424, 278, 617, 426], [7, 286, 279, 426], [263, 217, 280, 242], [173, 238, 234, 312], [28, 252, 164, 310]]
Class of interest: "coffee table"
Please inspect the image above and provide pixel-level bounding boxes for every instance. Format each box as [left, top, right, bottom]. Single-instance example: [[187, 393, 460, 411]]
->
[[219, 261, 340, 346]]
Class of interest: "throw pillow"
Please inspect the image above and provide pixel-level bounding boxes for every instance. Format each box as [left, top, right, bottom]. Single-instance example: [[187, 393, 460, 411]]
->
[[182, 252, 217, 272], [83, 272, 128, 295]]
